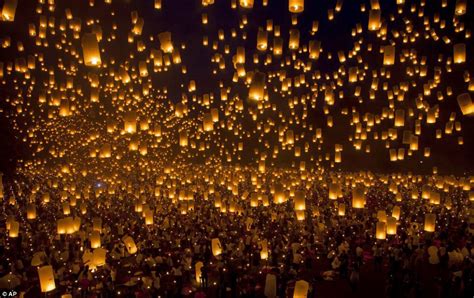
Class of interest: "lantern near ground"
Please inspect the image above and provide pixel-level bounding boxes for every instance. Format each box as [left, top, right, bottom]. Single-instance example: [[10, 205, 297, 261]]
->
[[264, 274, 277, 298], [81, 33, 101, 66], [386, 217, 397, 235], [195, 261, 203, 284], [211, 238, 222, 256], [424, 213, 436, 232], [38, 265, 55, 292], [27, 203, 37, 219], [293, 280, 309, 298], [294, 191, 305, 211], [90, 230, 101, 249], [260, 240, 269, 260], [122, 236, 138, 254], [376, 221, 386, 240], [9, 220, 19, 237], [295, 210, 305, 221]]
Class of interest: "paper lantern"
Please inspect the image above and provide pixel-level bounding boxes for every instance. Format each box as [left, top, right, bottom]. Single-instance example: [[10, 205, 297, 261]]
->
[[293, 280, 309, 298], [457, 93, 474, 115], [386, 217, 397, 235], [145, 210, 154, 225], [259, 240, 269, 260], [38, 266, 55, 292], [122, 236, 138, 254], [203, 113, 214, 132], [338, 203, 346, 216], [158, 31, 173, 53], [27, 203, 37, 219], [453, 43, 466, 64], [257, 27, 268, 51], [1, 0, 18, 21], [289, 0, 304, 13], [211, 238, 222, 256], [289, 29, 300, 50], [376, 221, 386, 240], [90, 230, 101, 249], [239, 0, 254, 8], [294, 191, 305, 211], [392, 206, 401, 220], [195, 261, 203, 284], [368, 10, 381, 31], [124, 111, 137, 133], [264, 274, 277, 298], [81, 33, 101, 66], [9, 220, 19, 237], [383, 45, 395, 65], [455, 0, 466, 15], [309, 40, 321, 59], [249, 71, 266, 101], [424, 213, 436, 232], [91, 248, 106, 268], [179, 131, 189, 147], [352, 186, 366, 208], [295, 210, 305, 221]]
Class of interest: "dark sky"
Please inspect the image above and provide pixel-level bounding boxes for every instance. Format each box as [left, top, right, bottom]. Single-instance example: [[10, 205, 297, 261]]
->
[[0, 0, 473, 177]]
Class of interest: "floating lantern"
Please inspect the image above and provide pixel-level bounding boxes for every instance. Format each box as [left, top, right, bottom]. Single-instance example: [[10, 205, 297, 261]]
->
[[38, 266, 55, 293], [81, 33, 101, 66]]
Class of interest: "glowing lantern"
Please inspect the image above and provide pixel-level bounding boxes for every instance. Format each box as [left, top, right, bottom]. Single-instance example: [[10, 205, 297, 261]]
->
[[392, 206, 401, 220], [195, 261, 203, 284], [455, 0, 466, 15], [9, 220, 19, 237], [249, 71, 266, 101], [457, 93, 474, 115], [81, 33, 101, 66], [386, 217, 397, 235], [453, 43, 466, 64], [90, 230, 101, 249], [338, 203, 346, 216], [179, 131, 189, 147], [158, 32, 173, 53], [259, 240, 269, 260], [38, 266, 55, 292], [289, 0, 304, 13], [239, 0, 254, 8], [124, 111, 137, 133], [211, 238, 222, 256], [352, 186, 366, 208], [424, 213, 436, 232], [257, 27, 268, 51], [91, 248, 106, 268], [293, 280, 309, 298], [289, 29, 300, 50], [368, 10, 381, 31], [376, 221, 386, 240], [27, 203, 37, 219], [295, 210, 305, 221], [1, 0, 18, 21], [383, 45, 395, 65], [145, 210, 154, 225], [122, 236, 138, 254], [294, 191, 306, 211]]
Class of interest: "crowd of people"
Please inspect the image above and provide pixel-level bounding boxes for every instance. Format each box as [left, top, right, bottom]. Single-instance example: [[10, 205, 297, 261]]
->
[[0, 167, 473, 297]]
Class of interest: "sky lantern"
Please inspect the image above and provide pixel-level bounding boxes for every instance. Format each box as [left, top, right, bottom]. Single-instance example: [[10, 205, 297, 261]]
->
[[122, 236, 138, 254], [211, 238, 222, 256], [249, 71, 266, 101], [376, 221, 386, 240], [81, 33, 101, 66], [424, 213, 436, 232], [38, 266, 56, 293], [1, 0, 18, 21], [368, 10, 381, 31], [453, 43, 466, 64], [293, 280, 309, 298], [158, 31, 173, 53], [289, 0, 304, 13]]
